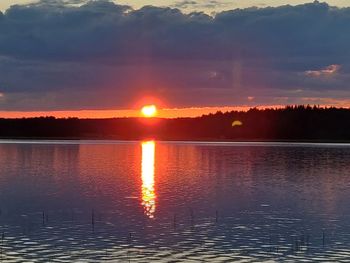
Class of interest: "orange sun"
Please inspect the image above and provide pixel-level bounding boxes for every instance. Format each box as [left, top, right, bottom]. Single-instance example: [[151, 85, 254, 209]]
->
[[141, 105, 157, 117]]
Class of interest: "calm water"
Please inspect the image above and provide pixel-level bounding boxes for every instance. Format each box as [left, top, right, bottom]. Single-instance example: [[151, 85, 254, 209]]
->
[[0, 140, 350, 262]]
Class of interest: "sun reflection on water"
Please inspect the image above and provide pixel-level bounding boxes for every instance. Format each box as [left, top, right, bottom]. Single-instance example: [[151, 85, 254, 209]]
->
[[141, 140, 156, 218]]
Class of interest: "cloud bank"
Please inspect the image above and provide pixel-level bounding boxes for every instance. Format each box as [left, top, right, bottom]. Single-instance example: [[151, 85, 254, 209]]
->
[[0, 0, 349, 111]]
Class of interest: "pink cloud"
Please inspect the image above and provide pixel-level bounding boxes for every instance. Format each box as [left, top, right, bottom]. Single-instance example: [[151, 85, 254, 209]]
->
[[305, 64, 341, 78]]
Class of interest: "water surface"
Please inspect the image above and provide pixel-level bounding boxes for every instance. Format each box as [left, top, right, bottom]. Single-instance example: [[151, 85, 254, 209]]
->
[[0, 140, 350, 262]]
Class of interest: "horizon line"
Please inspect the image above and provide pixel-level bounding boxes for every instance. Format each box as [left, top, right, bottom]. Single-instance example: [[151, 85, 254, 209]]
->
[[0, 104, 348, 119]]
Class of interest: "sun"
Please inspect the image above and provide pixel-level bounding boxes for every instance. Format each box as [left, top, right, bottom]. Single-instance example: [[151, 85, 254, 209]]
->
[[141, 105, 157, 117]]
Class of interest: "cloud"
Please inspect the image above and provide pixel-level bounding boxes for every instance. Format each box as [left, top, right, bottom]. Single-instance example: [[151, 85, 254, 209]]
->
[[0, 0, 349, 111], [305, 64, 341, 78], [173, 1, 198, 9], [173, 0, 228, 11]]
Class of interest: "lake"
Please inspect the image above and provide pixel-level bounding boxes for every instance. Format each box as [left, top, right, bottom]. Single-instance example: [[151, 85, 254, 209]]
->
[[0, 140, 350, 262]]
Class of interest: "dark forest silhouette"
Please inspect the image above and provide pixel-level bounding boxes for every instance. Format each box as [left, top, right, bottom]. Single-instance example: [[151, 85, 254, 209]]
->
[[0, 105, 350, 141]]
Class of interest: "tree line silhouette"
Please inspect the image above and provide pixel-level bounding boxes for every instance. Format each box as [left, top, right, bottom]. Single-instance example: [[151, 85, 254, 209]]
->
[[0, 105, 349, 141]]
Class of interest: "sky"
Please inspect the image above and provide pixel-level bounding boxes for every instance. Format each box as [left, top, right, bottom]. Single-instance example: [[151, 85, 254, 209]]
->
[[0, 0, 350, 118], [1, 1, 350, 12]]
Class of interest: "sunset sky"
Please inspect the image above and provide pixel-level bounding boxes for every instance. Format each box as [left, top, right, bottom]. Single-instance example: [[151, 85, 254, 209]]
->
[[0, 0, 350, 118], [2, 0, 350, 12]]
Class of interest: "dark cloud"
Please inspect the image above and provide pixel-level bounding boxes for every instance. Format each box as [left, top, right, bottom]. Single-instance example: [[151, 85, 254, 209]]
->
[[0, 0, 349, 110]]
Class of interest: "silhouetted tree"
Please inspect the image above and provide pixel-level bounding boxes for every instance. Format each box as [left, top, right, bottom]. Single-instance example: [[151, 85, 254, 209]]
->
[[0, 105, 349, 141]]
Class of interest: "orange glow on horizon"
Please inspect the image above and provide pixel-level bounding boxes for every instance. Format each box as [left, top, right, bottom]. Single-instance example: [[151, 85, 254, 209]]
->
[[1, 103, 349, 119], [141, 105, 157, 117], [0, 105, 286, 119], [141, 140, 156, 218]]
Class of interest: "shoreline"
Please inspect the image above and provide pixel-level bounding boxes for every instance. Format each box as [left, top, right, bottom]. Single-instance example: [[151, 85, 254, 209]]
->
[[1, 137, 350, 145]]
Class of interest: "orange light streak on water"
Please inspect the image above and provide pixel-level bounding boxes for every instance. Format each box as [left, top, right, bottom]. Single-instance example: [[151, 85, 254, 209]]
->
[[141, 140, 156, 218]]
